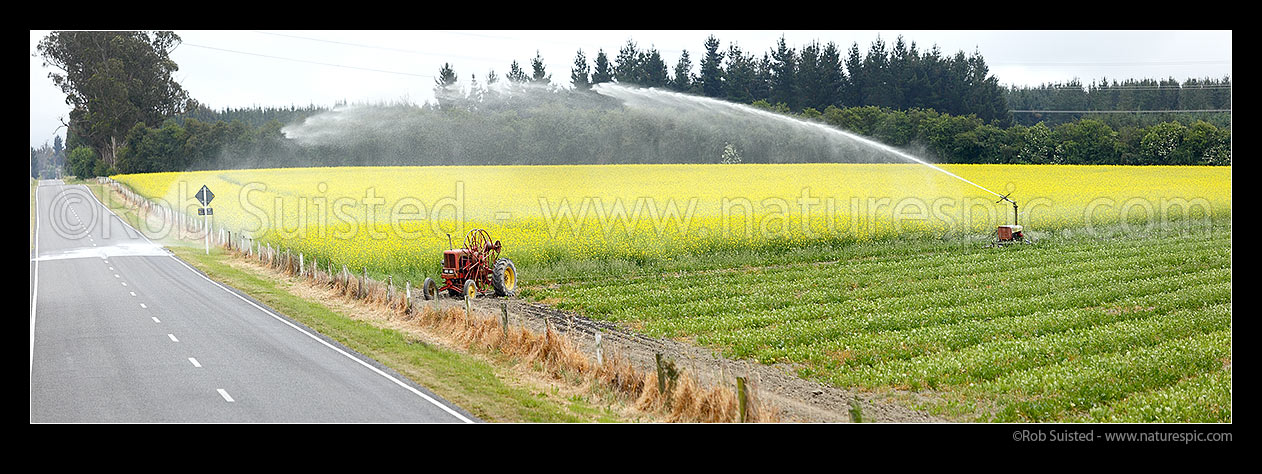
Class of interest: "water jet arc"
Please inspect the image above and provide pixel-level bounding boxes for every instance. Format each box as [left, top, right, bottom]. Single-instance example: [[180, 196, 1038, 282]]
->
[[591, 83, 1006, 199]]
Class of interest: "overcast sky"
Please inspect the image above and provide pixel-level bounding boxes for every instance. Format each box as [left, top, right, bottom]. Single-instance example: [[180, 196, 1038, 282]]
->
[[29, 30, 1232, 150]]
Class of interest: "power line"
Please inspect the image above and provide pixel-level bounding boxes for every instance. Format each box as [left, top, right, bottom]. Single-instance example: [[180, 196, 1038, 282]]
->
[[994, 59, 1230, 67], [182, 42, 436, 79], [249, 31, 505, 65], [248, 30, 594, 74], [252, 31, 442, 56], [1010, 109, 1231, 114], [1015, 84, 1233, 91]]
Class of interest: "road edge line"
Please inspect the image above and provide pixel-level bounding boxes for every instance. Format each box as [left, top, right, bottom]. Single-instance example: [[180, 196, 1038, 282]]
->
[[82, 181, 476, 423]]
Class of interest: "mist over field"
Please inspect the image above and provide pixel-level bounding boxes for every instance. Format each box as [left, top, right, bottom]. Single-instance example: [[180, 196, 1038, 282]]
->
[[270, 84, 906, 169]]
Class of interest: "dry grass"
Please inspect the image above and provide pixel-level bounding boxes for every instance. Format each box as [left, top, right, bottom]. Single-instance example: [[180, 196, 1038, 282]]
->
[[400, 303, 780, 423], [228, 241, 779, 423]]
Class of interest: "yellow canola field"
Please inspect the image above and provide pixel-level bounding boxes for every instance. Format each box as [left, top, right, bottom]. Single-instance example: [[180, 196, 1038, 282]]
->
[[113, 164, 1231, 274]]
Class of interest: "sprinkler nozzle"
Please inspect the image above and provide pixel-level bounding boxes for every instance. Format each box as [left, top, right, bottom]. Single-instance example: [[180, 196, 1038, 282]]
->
[[995, 192, 1019, 226]]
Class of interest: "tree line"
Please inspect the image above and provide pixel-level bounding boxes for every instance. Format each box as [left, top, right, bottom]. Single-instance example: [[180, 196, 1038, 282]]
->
[[438, 35, 1013, 127], [30, 136, 66, 179], [1006, 77, 1232, 129]]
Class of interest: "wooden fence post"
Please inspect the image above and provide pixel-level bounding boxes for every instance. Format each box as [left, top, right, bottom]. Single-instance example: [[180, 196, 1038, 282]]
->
[[595, 331, 603, 366], [405, 281, 412, 313], [656, 353, 666, 394], [464, 291, 472, 324], [500, 302, 509, 336]]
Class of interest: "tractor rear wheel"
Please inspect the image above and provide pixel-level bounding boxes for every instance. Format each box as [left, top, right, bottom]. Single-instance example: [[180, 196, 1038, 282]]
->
[[491, 258, 517, 296]]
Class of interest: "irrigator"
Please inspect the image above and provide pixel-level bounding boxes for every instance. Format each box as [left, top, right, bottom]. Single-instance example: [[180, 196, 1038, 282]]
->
[[590, 84, 1032, 245]]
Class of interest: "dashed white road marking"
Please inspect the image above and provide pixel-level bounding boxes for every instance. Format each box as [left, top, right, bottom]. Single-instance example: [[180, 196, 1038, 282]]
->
[[167, 254, 475, 423], [151, 317, 161, 323], [140, 303, 147, 309], [167, 334, 179, 342], [188, 358, 201, 368], [217, 389, 235, 402]]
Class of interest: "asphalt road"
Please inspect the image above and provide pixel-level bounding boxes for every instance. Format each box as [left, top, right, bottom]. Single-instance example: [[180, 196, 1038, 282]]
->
[[30, 180, 477, 423]]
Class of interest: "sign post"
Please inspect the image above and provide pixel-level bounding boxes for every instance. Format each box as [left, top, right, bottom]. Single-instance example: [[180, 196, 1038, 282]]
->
[[195, 185, 215, 255]]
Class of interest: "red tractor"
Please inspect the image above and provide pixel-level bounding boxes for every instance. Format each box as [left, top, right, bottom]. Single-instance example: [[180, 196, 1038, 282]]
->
[[422, 228, 517, 299]]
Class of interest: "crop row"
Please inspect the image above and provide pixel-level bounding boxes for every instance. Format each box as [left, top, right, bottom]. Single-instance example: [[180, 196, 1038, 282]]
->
[[712, 266, 1229, 361], [549, 227, 1220, 292], [540, 232, 1227, 339], [979, 329, 1231, 422], [1067, 364, 1232, 423], [826, 302, 1230, 390], [533, 228, 1231, 422]]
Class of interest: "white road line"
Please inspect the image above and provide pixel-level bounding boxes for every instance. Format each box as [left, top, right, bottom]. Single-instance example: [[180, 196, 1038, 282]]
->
[[81, 184, 473, 423], [121, 282, 127, 286], [114, 274, 119, 278], [167, 255, 475, 423], [109, 266, 114, 270], [189, 358, 201, 368], [29, 184, 40, 375], [130, 291, 136, 297], [152, 317, 161, 323], [167, 334, 179, 342], [140, 303, 148, 309], [217, 389, 234, 402]]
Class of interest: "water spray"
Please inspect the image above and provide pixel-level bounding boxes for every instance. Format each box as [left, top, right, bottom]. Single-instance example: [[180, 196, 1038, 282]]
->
[[591, 84, 1009, 199], [591, 84, 1031, 246]]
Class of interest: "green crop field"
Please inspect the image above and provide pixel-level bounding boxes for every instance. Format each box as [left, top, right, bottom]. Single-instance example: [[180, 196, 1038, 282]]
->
[[526, 226, 1232, 422]]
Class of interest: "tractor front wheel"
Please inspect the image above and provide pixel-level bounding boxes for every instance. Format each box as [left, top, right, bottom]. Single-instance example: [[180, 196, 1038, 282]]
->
[[422, 277, 438, 300], [463, 280, 478, 302], [492, 258, 517, 297]]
